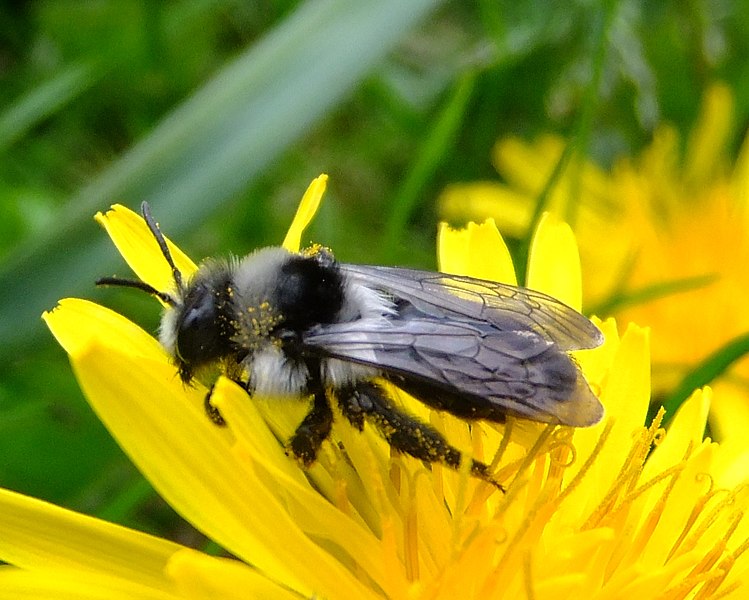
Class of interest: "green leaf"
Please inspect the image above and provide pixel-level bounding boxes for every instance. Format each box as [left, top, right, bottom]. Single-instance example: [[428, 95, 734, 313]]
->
[[0, 0, 441, 357], [0, 62, 96, 153], [515, 0, 618, 285], [662, 332, 749, 423], [587, 273, 718, 316], [381, 73, 476, 261]]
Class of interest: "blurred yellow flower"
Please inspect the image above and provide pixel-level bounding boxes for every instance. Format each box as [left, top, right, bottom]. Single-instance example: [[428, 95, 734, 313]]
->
[[1, 175, 747, 598], [440, 83, 749, 400]]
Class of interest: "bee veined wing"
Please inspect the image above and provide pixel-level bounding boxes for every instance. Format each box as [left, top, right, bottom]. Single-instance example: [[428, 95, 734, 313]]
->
[[340, 264, 603, 351], [303, 316, 603, 428]]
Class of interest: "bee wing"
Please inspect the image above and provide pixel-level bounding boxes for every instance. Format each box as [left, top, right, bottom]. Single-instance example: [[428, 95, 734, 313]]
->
[[340, 264, 603, 351], [303, 317, 603, 427]]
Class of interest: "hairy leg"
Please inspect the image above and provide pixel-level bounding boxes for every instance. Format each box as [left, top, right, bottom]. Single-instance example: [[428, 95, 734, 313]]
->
[[201, 366, 333, 465], [204, 385, 227, 426], [288, 388, 334, 466], [335, 380, 498, 486]]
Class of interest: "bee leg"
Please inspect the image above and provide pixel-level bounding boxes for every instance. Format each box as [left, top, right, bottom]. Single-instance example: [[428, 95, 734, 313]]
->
[[204, 384, 226, 426], [336, 381, 500, 488], [288, 387, 333, 467], [203, 376, 251, 427]]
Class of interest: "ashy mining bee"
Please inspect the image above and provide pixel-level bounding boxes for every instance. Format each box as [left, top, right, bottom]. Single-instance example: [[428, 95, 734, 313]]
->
[[98, 202, 603, 485]]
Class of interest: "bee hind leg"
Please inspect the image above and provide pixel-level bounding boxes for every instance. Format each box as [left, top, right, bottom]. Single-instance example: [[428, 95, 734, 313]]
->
[[335, 380, 500, 488]]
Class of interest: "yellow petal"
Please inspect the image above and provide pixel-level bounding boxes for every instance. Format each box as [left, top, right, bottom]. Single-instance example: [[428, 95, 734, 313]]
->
[[684, 82, 734, 186], [564, 323, 651, 517], [639, 441, 717, 567], [709, 380, 749, 446], [0, 487, 180, 591], [733, 120, 749, 209], [597, 322, 651, 448], [437, 220, 517, 284], [211, 377, 400, 597], [0, 568, 176, 600], [209, 377, 306, 482], [438, 182, 532, 238], [574, 317, 619, 385], [95, 204, 198, 294], [526, 212, 582, 311], [74, 346, 368, 599], [492, 135, 565, 195], [167, 549, 299, 600], [715, 440, 749, 490], [282, 174, 328, 252], [44, 299, 373, 600], [643, 387, 711, 480], [44, 298, 165, 361]]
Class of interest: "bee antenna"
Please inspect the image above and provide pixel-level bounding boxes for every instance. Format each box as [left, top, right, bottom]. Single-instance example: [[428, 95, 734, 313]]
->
[[141, 201, 184, 292], [96, 276, 177, 307]]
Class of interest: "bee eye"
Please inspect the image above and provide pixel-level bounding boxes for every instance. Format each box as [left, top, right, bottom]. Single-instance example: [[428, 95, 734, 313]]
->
[[175, 285, 227, 368]]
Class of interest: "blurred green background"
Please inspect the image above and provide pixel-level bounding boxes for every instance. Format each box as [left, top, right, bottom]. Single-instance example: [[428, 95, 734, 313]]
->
[[1, 0, 747, 546]]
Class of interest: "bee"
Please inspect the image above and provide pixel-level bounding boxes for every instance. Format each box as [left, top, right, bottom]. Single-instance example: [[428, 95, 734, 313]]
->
[[97, 202, 603, 485]]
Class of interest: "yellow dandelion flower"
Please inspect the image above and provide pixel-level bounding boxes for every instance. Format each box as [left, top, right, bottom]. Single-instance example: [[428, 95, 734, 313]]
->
[[439, 83, 749, 400], [1, 175, 747, 598]]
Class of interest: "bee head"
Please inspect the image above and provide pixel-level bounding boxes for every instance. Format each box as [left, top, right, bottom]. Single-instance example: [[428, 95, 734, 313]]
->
[[166, 264, 238, 384], [97, 202, 235, 384]]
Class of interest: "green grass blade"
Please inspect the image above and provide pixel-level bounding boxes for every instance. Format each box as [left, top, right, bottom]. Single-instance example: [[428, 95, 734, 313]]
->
[[0, 0, 441, 356], [0, 62, 96, 153], [662, 332, 749, 424], [381, 73, 476, 261], [587, 273, 718, 316]]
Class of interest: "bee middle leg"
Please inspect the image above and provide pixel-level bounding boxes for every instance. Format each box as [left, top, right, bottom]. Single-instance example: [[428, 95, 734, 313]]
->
[[202, 374, 333, 465], [335, 380, 497, 485], [288, 388, 333, 466]]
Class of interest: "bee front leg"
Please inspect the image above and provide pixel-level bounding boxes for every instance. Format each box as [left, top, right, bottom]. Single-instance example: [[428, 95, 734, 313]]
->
[[204, 385, 226, 426], [203, 374, 249, 426], [335, 381, 499, 487]]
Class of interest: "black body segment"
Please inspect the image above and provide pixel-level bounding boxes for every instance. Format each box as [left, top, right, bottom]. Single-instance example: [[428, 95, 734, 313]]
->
[[174, 269, 237, 381], [275, 254, 345, 332]]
